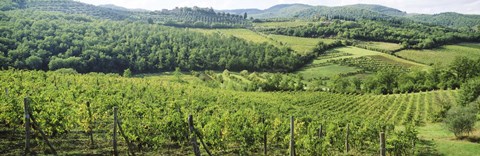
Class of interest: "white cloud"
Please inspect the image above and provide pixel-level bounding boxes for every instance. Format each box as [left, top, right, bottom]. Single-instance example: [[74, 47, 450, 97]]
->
[[75, 0, 480, 14]]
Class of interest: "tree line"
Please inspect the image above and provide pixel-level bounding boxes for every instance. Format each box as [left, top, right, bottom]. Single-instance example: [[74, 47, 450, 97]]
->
[[257, 19, 480, 49], [151, 7, 251, 28]]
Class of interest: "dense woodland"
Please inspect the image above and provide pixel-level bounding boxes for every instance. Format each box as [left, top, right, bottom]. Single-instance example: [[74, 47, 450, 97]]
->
[[0, 11, 301, 73]]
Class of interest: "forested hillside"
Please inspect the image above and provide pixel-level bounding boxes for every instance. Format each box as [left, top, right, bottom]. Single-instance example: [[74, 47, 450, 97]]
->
[[345, 4, 407, 16], [295, 6, 402, 22], [0, 0, 251, 28], [0, 11, 300, 73]]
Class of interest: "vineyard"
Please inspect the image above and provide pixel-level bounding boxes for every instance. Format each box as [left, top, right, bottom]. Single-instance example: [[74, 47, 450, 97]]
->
[[297, 46, 426, 82], [328, 56, 409, 73], [0, 69, 459, 155]]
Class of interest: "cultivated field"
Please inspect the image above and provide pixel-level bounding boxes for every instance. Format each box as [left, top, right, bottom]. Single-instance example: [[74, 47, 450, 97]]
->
[[396, 43, 480, 66], [297, 46, 427, 80]]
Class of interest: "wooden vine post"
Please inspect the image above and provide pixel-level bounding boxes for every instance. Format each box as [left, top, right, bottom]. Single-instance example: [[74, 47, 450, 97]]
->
[[117, 118, 136, 156], [188, 115, 201, 156], [29, 112, 57, 154], [290, 116, 295, 156], [380, 132, 386, 156], [194, 129, 212, 156], [113, 106, 118, 156], [24, 97, 57, 155], [24, 97, 30, 155], [318, 125, 323, 138]]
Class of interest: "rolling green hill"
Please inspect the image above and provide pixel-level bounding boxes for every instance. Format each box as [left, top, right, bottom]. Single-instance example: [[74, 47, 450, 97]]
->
[[254, 3, 313, 19], [25, 0, 133, 20], [345, 4, 407, 16], [226, 3, 480, 29], [239, 4, 402, 21]]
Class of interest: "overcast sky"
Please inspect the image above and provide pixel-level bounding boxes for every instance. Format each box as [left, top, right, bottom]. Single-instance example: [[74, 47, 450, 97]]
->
[[75, 0, 480, 14]]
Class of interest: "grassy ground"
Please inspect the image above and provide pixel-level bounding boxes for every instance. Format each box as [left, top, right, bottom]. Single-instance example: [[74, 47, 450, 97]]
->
[[253, 21, 315, 28], [190, 28, 280, 46], [356, 41, 404, 52], [267, 34, 336, 55], [396, 43, 480, 66], [190, 28, 337, 55], [299, 64, 361, 80], [417, 123, 480, 156]]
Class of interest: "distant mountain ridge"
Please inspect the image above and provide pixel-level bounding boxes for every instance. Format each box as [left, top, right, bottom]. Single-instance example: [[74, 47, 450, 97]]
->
[[98, 4, 149, 12]]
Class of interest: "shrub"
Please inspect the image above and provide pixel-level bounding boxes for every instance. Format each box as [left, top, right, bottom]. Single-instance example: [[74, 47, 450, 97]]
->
[[444, 104, 478, 138], [458, 77, 480, 106], [123, 68, 132, 77]]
